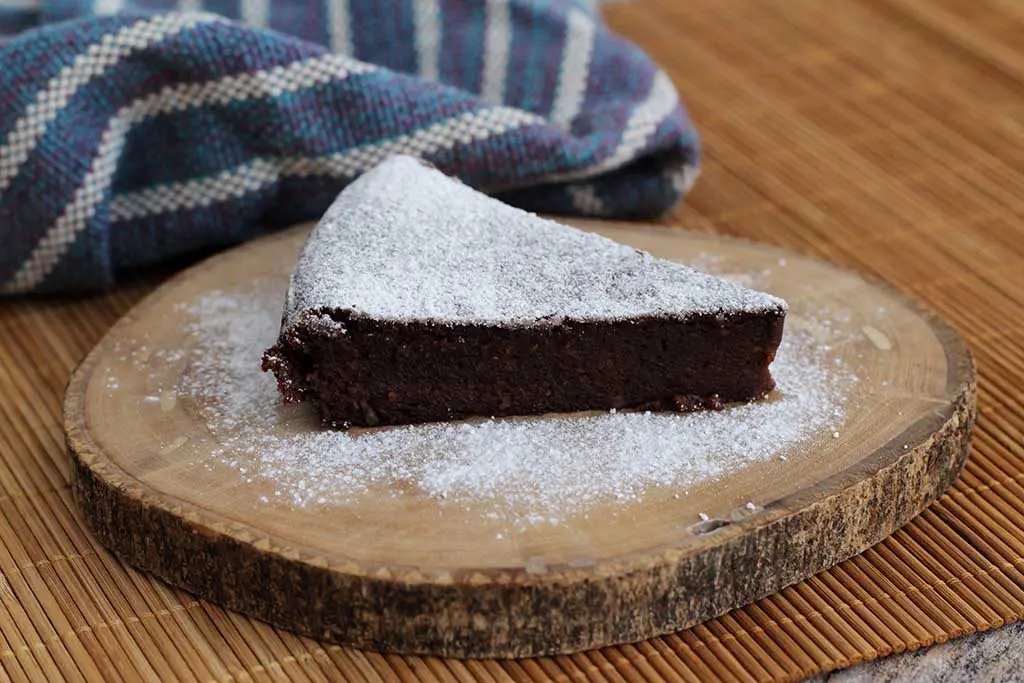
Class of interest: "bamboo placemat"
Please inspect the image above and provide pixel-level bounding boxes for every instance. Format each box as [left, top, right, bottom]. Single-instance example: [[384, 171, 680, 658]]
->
[[2, 0, 1023, 680]]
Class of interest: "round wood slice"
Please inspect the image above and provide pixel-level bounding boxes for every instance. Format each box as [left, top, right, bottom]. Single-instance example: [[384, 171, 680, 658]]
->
[[64, 220, 975, 658]]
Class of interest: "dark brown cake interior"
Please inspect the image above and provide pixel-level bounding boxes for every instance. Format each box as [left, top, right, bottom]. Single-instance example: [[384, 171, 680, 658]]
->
[[263, 309, 785, 428]]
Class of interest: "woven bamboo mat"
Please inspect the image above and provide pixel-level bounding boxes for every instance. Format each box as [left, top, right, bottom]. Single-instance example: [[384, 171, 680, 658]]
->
[[2, 0, 1024, 680]]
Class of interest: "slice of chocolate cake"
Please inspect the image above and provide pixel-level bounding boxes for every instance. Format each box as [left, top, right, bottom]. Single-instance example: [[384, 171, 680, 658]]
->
[[262, 155, 787, 429]]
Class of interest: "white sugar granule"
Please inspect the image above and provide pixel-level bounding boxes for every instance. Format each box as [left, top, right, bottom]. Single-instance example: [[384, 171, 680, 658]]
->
[[167, 283, 855, 527]]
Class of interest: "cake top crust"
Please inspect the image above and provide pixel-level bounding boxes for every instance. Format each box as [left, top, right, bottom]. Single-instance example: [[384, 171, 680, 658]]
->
[[283, 155, 787, 328]]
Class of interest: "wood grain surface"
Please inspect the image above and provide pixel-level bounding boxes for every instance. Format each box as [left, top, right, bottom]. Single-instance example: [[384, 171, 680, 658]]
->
[[63, 220, 974, 658], [2, 0, 1023, 680]]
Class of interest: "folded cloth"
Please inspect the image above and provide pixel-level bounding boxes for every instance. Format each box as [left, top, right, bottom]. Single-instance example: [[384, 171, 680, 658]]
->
[[0, 0, 700, 295]]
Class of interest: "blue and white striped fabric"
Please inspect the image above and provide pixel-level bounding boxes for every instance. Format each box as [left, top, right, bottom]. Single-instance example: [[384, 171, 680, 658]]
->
[[0, 0, 700, 295]]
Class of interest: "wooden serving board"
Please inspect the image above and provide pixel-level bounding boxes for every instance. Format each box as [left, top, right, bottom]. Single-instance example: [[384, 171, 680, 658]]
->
[[64, 220, 975, 659]]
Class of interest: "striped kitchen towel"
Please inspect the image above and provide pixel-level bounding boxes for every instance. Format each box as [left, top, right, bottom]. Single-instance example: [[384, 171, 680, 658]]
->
[[0, 0, 700, 295]]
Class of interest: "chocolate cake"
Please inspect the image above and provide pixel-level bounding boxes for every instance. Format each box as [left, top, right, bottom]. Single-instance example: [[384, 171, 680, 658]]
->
[[262, 155, 787, 429]]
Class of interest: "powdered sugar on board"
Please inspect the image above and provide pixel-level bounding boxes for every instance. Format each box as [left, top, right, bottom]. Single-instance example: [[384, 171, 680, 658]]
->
[[149, 278, 857, 530], [283, 155, 786, 328]]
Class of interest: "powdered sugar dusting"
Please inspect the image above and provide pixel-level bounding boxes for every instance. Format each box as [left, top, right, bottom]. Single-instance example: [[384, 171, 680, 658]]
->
[[160, 282, 855, 528], [283, 155, 786, 328]]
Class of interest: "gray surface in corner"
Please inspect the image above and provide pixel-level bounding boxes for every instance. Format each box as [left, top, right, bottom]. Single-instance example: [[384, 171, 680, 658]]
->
[[810, 620, 1024, 683]]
